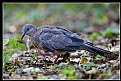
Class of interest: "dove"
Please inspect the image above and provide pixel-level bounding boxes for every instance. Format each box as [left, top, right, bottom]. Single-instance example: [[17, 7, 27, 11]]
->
[[21, 24, 113, 62]]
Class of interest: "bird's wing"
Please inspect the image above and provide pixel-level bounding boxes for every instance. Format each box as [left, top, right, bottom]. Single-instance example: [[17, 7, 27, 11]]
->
[[41, 25, 81, 38], [55, 26, 81, 38], [39, 27, 84, 51]]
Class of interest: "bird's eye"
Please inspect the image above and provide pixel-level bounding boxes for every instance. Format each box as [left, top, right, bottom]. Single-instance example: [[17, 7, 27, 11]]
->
[[27, 28, 29, 31]]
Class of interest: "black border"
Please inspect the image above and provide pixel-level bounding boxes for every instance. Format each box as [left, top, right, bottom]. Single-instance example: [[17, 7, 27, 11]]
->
[[1, 1, 120, 81]]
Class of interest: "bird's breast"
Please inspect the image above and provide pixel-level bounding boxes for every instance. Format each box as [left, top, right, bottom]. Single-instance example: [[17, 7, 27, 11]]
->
[[30, 37, 43, 50]]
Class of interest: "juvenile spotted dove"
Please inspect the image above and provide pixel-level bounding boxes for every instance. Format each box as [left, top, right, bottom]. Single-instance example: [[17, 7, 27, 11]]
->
[[21, 24, 113, 62]]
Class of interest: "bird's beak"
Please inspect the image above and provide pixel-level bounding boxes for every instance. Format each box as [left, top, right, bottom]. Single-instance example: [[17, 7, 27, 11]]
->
[[21, 31, 27, 39]]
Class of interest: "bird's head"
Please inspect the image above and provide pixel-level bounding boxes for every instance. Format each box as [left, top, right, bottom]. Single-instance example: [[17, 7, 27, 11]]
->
[[21, 24, 36, 39]]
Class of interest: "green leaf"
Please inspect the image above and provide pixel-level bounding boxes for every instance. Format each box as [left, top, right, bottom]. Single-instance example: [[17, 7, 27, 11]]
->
[[96, 54, 102, 58], [3, 52, 12, 65], [30, 53, 37, 60], [88, 32, 102, 40], [101, 27, 119, 37], [3, 38, 9, 46], [3, 34, 27, 58], [81, 62, 98, 67], [102, 69, 111, 77]]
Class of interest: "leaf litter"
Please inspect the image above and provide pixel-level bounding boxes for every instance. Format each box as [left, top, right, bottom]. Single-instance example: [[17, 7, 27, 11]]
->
[[3, 36, 119, 80]]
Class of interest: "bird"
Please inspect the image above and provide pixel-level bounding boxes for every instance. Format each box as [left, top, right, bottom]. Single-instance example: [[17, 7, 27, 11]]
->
[[21, 24, 113, 62]]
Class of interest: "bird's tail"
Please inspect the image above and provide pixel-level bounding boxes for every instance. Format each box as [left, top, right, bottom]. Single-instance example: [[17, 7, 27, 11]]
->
[[82, 43, 113, 56]]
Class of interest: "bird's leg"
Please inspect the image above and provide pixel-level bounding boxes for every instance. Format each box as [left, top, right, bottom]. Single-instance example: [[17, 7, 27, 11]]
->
[[26, 36, 30, 52]]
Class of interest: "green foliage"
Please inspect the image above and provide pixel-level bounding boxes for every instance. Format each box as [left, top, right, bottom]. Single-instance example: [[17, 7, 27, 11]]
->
[[3, 52, 12, 66], [52, 64, 68, 70], [30, 53, 37, 60], [5, 34, 26, 51], [88, 26, 119, 40], [3, 3, 119, 32], [60, 65, 75, 79], [81, 62, 98, 67], [39, 75, 46, 80], [88, 32, 102, 40], [102, 69, 111, 77], [92, 6, 108, 24], [101, 27, 119, 37], [3, 34, 27, 66], [52, 64, 78, 79], [3, 38, 9, 46], [96, 54, 102, 58]]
